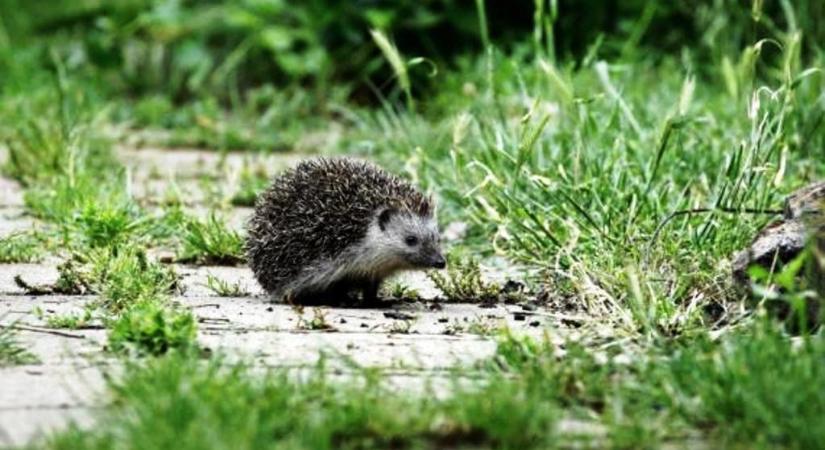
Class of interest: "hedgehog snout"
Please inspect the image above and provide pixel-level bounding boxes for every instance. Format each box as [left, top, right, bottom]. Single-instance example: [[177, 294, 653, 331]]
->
[[406, 244, 445, 269], [425, 248, 446, 269], [430, 253, 447, 269]]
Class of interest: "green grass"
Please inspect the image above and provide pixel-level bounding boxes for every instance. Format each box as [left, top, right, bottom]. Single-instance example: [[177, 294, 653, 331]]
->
[[44, 311, 93, 330], [92, 246, 181, 313], [107, 301, 198, 357], [230, 164, 271, 207], [658, 324, 825, 448], [2, 1, 825, 448], [0, 231, 45, 263], [428, 253, 509, 303], [37, 320, 825, 449], [0, 319, 38, 366], [345, 37, 824, 332], [43, 352, 559, 450], [178, 213, 245, 266], [122, 89, 329, 151], [204, 274, 249, 297]]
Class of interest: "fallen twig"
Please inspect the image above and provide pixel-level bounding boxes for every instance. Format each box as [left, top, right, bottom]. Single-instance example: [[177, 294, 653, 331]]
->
[[9, 324, 87, 339]]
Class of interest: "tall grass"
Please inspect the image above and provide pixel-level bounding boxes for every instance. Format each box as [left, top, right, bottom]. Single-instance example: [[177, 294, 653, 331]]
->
[[345, 2, 824, 334]]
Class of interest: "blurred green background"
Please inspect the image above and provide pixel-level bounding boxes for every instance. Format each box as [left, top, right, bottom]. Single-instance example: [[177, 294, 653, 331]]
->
[[3, 0, 823, 104]]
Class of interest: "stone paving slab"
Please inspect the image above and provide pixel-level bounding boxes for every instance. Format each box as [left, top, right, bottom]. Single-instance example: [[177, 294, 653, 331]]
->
[[118, 146, 303, 182], [176, 265, 444, 299], [1, 293, 559, 447], [0, 148, 549, 447], [176, 265, 263, 297], [0, 178, 25, 208], [3, 262, 447, 300], [0, 208, 35, 238], [184, 206, 253, 233], [3, 296, 550, 346], [0, 264, 60, 295], [119, 147, 303, 211], [0, 405, 98, 447]]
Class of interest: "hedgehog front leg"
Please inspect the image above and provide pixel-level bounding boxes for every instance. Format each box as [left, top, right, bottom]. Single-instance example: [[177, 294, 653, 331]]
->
[[362, 279, 382, 305]]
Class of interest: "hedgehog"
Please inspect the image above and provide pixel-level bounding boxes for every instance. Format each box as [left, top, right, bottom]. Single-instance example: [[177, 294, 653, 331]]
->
[[246, 157, 445, 305]]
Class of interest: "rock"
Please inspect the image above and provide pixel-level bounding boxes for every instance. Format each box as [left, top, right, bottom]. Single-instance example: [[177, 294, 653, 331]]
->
[[783, 181, 825, 220], [732, 220, 808, 284], [733, 182, 825, 285]]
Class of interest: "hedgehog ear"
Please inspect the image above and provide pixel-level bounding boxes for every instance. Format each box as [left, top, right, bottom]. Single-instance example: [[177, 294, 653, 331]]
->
[[378, 207, 397, 231]]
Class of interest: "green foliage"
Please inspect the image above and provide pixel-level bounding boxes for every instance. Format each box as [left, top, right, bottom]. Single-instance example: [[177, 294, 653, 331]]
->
[[296, 307, 335, 331], [52, 245, 179, 313], [658, 322, 825, 447], [0, 231, 45, 263], [93, 246, 180, 313], [0, 320, 38, 366], [428, 253, 501, 302], [230, 163, 269, 207], [108, 301, 198, 357], [70, 200, 154, 249], [125, 89, 317, 150], [382, 280, 421, 300], [178, 213, 244, 266], [6, 0, 825, 107], [749, 249, 822, 332], [45, 310, 94, 330], [204, 274, 248, 297], [43, 354, 558, 450]]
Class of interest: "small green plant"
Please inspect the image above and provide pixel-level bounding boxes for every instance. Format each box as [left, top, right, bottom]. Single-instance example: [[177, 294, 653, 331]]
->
[[428, 254, 501, 303], [0, 319, 38, 366], [178, 213, 245, 265], [748, 247, 823, 333], [107, 301, 198, 357], [204, 274, 248, 297], [443, 317, 503, 336], [69, 200, 151, 248], [45, 309, 94, 330], [297, 308, 335, 331], [90, 246, 179, 313], [54, 258, 95, 295], [388, 319, 414, 334], [382, 280, 421, 300], [659, 321, 825, 447], [488, 328, 546, 370], [0, 231, 45, 263], [231, 165, 270, 207], [47, 246, 179, 312]]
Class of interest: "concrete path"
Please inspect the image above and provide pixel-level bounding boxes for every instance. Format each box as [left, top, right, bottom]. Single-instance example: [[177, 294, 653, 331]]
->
[[0, 291, 559, 446], [0, 147, 565, 446]]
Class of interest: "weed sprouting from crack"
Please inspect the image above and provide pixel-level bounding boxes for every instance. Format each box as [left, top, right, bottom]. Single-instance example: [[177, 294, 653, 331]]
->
[[428, 254, 526, 304], [0, 318, 38, 366], [204, 274, 249, 297], [296, 307, 336, 331], [178, 213, 245, 266], [0, 231, 47, 263], [382, 280, 421, 301], [107, 301, 198, 357], [33, 306, 96, 330]]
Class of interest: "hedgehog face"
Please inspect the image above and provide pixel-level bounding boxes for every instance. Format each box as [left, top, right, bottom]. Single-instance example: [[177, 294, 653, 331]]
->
[[377, 208, 445, 270]]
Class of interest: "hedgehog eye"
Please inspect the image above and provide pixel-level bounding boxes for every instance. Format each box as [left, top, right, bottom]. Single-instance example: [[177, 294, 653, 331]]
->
[[404, 235, 419, 246]]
